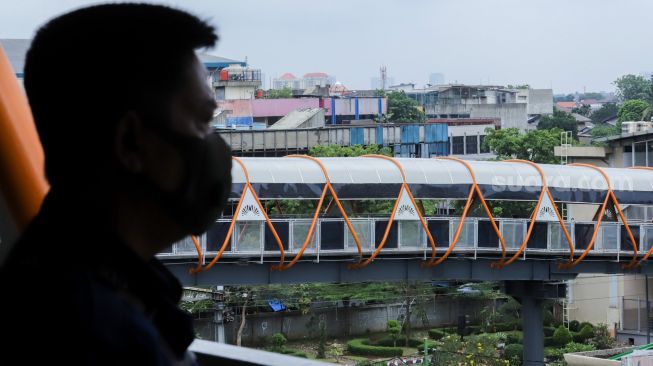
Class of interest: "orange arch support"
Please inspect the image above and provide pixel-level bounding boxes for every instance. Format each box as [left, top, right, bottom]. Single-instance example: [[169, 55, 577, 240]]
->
[[423, 156, 506, 266], [348, 154, 436, 270], [559, 163, 638, 270], [491, 159, 573, 268], [625, 166, 653, 267], [0, 45, 49, 230], [191, 157, 285, 273], [272, 155, 363, 270]]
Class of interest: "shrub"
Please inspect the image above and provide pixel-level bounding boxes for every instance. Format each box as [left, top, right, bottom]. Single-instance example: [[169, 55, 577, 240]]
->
[[579, 322, 593, 330], [544, 336, 556, 347], [505, 344, 523, 364], [543, 309, 555, 326], [569, 320, 580, 332], [280, 349, 307, 358], [591, 323, 616, 350], [429, 328, 446, 340], [506, 332, 523, 345], [467, 325, 481, 335], [553, 326, 573, 346], [375, 335, 422, 348], [347, 338, 403, 357], [268, 333, 287, 353], [544, 326, 556, 337], [573, 324, 595, 343]]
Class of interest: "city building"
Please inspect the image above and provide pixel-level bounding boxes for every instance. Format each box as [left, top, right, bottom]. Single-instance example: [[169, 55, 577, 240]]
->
[[370, 75, 395, 90], [272, 72, 334, 90], [211, 63, 262, 100], [406, 84, 553, 130], [555, 131, 653, 345], [428, 72, 445, 86]]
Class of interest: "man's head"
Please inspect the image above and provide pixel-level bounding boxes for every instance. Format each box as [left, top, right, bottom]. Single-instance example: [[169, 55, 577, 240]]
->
[[25, 4, 231, 237]]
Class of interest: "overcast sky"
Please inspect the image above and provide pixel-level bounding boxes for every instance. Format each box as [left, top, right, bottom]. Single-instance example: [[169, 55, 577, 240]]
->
[[1, 0, 651, 94]]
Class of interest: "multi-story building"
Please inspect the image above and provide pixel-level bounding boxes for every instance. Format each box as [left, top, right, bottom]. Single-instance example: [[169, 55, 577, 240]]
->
[[272, 72, 334, 90], [405, 84, 553, 131], [555, 131, 653, 345]]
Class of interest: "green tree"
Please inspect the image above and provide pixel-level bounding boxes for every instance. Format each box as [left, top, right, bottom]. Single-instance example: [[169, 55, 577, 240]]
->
[[387, 90, 425, 123], [590, 103, 618, 124], [386, 320, 402, 347], [537, 109, 578, 139], [483, 127, 562, 164], [267, 87, 292, 99], [618, 99, 651, 122], [590, 124, 620, 138], [308, 144, 392, 157], [571, 104, 591, 117], [580, 92, 604, 100], [614, 74, 652, 101]]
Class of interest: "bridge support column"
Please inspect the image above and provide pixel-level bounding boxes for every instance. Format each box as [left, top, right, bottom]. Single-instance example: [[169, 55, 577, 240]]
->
[[213, 286, 226, 343], [521, 295, 544, 365], [505, 281, 565, 366]]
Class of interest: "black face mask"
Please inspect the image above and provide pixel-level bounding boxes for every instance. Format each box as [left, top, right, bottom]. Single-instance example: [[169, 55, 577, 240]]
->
[[139, 127, 232, 235]]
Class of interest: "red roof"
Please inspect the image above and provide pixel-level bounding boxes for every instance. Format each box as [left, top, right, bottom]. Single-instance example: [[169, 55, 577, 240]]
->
[[279, 73, 297, 80], [303, 72, 329, 78], [556, 101, 577, 109]]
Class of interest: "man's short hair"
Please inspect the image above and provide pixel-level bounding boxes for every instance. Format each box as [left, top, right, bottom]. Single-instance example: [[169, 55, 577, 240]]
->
[[24, 4, 218, 186]]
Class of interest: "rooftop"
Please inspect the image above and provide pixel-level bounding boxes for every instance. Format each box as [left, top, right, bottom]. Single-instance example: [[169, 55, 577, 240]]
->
[[278, 72, 297, 80], [303, 72, 329, 78]]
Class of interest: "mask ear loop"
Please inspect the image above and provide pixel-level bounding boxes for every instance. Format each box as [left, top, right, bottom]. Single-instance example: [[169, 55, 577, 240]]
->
[[190, 157, 285, 273]]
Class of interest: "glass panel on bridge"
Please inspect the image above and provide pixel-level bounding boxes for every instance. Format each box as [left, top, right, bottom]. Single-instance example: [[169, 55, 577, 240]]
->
[[599, 223, 619, 251], [320, 221, 345, 250], [264, 221, 289, 251], [427, 219, 450, 248], [398, 221, 425, 248], [451, 219, 475, 248], [174, 236, 199, 254], [206, 221, 231, 252], [642, 225, 653, 253], [235, 222, 263, 252], [291, 220, 317, 252], [345, 220, 373, 251], [374, 220, 398, 249], [550, 222, 572, 250], [620, 224, 640, 252], [574, 223, 595, 251], [502, 220, 525, 249], [477, 220, 499, 249], [527, 222, 548, 249]]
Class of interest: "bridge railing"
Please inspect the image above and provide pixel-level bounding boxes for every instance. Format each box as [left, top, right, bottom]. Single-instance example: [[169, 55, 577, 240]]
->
[[160, 217, 653, 264]]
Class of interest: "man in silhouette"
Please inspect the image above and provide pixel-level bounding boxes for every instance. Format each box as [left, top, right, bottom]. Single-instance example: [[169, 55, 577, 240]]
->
[[0, 4, 231, 364]]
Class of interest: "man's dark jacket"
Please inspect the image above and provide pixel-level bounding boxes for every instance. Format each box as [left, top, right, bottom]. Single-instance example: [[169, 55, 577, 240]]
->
[[0, 189, 195, 364]]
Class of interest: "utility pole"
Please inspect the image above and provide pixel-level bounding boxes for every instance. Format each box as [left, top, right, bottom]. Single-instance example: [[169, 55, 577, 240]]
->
[[644, 275, 651, 344], [213, 285, 226, 343]]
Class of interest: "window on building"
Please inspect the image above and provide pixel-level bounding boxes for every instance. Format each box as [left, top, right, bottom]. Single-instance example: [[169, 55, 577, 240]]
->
[[452, 136, 464, 155], [479, 135, 489, 153], [624, 145, 633, 167], [635, 142, 646, 166], [465, 136, 478, 154]]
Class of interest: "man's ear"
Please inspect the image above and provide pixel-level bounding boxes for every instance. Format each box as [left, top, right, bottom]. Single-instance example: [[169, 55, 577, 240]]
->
[[114, 112, 145, 174]]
